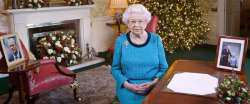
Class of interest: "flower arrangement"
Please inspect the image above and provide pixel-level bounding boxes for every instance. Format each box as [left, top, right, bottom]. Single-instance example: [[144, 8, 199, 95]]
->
[[18, 0, 47, 9], [66, 0, 83, 6], [216, 74, 250, 104], [26, 0, 47, 8], [36, 30, 82, 67]]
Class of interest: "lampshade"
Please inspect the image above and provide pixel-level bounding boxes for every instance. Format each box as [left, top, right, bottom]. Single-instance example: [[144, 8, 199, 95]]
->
[[110, 0, 128, 9]]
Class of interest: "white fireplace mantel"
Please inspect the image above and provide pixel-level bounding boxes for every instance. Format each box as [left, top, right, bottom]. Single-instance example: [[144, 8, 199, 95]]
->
[[4, 5, 94, 56], [6, 5, 94, 14]]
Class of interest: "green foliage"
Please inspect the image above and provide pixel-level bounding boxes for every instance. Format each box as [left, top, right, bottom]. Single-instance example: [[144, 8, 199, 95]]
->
[[217, 75, 250, 104]]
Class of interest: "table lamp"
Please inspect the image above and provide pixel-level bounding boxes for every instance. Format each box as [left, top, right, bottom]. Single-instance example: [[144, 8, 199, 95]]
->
[[110, 0, 128, 34]]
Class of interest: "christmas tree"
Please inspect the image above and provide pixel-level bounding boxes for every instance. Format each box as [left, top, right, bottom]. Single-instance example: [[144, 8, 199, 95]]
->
[[133, 0, 210, 53]]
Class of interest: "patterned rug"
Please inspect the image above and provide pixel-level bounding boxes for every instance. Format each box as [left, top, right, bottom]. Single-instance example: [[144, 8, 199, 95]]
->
[[0, 65, 116, 104]]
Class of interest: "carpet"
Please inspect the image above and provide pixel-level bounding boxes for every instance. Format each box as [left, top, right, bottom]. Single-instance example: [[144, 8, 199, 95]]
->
[[0, 65, 116, 104]]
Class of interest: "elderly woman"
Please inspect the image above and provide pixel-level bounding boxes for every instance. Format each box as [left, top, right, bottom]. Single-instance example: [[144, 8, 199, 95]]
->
[[111, 4, 169, 104]]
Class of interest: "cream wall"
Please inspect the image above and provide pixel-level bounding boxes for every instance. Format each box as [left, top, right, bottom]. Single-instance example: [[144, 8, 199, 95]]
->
[[0, 0, 114, 52], [91, 0, 109, 17], [0, 0, 8, 33], [200, 0, 218, 45], [0, 0, 239, 51], [90, 0, 115, 52], [91, 0, 221, 45]]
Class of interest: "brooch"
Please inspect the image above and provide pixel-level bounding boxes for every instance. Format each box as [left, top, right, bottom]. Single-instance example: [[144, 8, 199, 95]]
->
[[124, 41, 129, 48]]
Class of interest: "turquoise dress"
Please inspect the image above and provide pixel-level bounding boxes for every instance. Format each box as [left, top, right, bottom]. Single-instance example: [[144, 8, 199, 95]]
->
[[111, 32, 169, 104]]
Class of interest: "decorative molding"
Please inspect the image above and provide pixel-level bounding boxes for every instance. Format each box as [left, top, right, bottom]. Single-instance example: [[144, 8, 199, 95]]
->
[[5, 5, 94, 14]]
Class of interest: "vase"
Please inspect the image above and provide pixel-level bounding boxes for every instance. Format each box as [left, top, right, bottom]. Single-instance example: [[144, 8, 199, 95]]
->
[[0, 0, 4, 10], [234, 96, 241, 104]]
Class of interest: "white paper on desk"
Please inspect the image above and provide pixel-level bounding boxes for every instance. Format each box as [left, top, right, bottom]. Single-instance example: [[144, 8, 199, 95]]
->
[[166, 72, 218, 96]]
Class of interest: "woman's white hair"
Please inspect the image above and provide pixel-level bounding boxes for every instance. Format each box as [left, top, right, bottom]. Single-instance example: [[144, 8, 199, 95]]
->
[[122, 4, 151, 25]]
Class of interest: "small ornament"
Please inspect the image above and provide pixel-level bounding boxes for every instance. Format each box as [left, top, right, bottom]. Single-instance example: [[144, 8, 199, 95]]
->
[[83, 43, 97, 60], [124, 41, 129, 48]]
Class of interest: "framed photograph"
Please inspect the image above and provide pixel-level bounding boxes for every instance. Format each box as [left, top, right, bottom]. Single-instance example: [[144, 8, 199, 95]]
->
[[216, 36, 248, 72], [0, 34, 24, 67]]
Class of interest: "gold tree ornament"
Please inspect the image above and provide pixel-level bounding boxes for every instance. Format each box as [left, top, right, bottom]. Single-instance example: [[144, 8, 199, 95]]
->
[[128, 0, 140, 4], [134, 0, 210, 53]]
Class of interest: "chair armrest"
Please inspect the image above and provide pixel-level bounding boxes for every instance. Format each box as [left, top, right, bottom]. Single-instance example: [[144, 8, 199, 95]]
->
[[39, 59, 76, 78], [55, 64, 76, 78], [39, 59, 56, 64]]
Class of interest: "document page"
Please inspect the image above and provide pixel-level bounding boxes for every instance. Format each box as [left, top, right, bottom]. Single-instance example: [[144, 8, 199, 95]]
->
[[163, 72, 218, 96]]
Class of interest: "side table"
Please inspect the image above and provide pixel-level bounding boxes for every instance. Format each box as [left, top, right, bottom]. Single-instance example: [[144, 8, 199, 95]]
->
[[0, 60, 40, 104]]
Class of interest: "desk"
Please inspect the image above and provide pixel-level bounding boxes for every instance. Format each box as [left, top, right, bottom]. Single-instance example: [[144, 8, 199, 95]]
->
[[0, 60, 39, 104], [143, 60, 247, 104]]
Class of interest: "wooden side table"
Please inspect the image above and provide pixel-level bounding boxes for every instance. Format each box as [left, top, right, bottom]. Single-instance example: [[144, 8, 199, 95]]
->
[[0, 60, 39, 104]]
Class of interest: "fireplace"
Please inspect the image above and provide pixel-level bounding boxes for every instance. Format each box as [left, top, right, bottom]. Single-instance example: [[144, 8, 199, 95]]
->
[[27, 19, 80, 59], [5, 5, 105, 70]]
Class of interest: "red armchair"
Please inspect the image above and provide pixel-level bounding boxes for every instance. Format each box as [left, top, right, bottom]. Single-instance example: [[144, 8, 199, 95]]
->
[[5, 40, 81, 104], [107, 16, 159, 64]]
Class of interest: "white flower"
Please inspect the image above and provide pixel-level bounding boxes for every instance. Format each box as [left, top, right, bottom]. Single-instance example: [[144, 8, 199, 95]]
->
[[64, 47, 71, 53], [74, 51, 79, 55], [62, 35, 67, 40], [41, 37, 46, 41], [50, 56, 55, 60], [55, 41, 62, 47], [73, 60, 77, 64], [57, 57, 62, 63], [42, 42, 47, 46], [49, 33, 53, 36], [43, 56, 49, 59], [48, 49, 54, 55], [71, 39, 75, 46], [225, 97, 231, 101], [39, 0, 44, 3], [38, 4, 41, 8], [52, 36, 56, 41], [61, 54, 65, 58], [72, 54, 76, 59], [47, 43, 51, 47], [70, 60, 73, 64]]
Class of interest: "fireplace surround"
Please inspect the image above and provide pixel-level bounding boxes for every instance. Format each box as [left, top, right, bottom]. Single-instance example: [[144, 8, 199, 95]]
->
[[3, 5, 105, 70], [27, 19, 80, 58]]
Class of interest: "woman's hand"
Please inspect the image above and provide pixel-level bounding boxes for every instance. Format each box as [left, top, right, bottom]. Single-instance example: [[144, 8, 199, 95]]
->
[[139, 78, 159, 90], [123, 78, 159, 94], [123, 81, 146, 93]]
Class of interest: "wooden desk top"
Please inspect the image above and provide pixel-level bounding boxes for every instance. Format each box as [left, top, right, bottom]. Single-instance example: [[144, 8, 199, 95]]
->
[[143, 60, 247, 104]]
